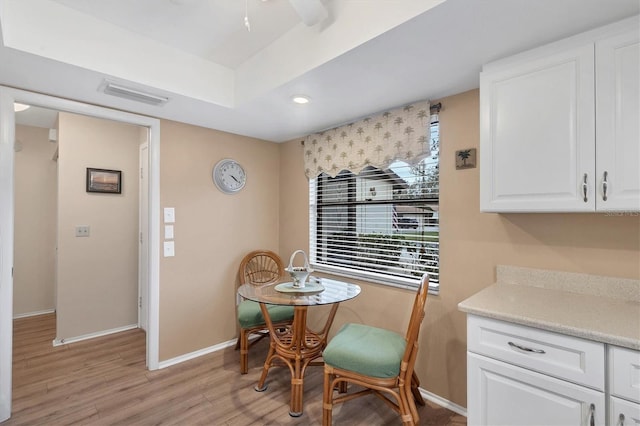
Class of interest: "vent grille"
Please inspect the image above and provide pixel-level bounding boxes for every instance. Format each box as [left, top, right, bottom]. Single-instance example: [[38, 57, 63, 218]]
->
[[100, 81, 169, 106]]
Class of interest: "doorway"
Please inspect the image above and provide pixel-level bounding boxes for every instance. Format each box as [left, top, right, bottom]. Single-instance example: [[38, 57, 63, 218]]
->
[[0, 87, 161, 422]]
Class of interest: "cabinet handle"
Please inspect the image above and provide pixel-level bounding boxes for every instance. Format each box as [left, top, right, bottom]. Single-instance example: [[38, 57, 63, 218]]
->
[[589, 403, 595, 426], [602, 171, 608, 201], [507, 341, 546, 354], [582, 173, 588, 203], [619, 413, 625, 426]]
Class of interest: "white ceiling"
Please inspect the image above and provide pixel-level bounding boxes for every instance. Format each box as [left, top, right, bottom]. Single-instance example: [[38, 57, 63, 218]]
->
[[2, 0, 639, 142]]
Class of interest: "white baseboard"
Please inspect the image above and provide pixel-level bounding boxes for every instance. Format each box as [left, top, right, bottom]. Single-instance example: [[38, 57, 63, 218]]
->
[[13, 309, 55, 319], [52, 324, 138, 347], [419, 388, 467, 417], [158, 338, 238, 369]]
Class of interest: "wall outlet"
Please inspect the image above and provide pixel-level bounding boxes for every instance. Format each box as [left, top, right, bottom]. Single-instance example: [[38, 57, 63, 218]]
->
[[75, 225, 90, 237]]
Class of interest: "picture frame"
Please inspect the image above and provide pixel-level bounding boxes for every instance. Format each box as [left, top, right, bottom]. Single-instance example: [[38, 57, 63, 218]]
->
[[86, 168, 122, 194], [455, 148, 477, 170]]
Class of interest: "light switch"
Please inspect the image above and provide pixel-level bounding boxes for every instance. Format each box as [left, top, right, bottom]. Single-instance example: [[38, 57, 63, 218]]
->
[[75, 225, 90, 237], [163, 241, 175, 257], [164, 225, 174, 239], [163, 207, 175, 223]]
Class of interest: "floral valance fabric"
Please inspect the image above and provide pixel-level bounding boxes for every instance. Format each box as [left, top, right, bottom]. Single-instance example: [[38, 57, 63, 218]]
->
[[303, 100, 431, 178]]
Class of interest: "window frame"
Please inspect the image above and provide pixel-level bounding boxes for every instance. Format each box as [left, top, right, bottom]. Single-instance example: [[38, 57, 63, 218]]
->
[[308, 122, 440, 294]]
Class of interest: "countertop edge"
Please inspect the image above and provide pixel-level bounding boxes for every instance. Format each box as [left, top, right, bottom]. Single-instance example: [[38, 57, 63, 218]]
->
[[458, 302, 640, 351]]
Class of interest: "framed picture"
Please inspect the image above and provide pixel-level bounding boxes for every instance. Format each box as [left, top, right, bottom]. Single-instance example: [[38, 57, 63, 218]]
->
[[455, 148, 477, 170], [86, 168, 122, 194]]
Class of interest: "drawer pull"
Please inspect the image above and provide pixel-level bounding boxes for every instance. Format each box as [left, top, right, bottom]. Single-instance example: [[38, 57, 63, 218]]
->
[[582, 173, 588, 203], [507, 341, 546, 354], [589, 403, 595, 426], [619, 413, 625, 426], [602, 171, 608, 201]]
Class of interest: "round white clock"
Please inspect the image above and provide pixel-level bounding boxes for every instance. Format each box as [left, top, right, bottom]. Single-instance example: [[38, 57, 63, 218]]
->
[[212, 159, 246, 194]]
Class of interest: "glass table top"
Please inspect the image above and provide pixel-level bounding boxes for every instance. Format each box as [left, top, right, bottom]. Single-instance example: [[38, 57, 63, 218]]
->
[[237, 276, 361, 306]]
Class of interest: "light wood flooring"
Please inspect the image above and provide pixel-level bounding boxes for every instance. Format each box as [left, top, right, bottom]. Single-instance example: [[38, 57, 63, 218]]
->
[[4, 313, 466, 425]]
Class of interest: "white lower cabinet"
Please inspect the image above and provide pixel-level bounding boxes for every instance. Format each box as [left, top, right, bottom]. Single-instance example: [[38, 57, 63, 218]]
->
[[610, 397, 640, 426], [468, 352, 605, 425], [467, 315, 610, 425], [609, 345, 640, 426]]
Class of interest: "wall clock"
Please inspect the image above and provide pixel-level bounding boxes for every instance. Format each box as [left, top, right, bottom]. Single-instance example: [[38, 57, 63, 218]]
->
[[212, 158, 246, 194]]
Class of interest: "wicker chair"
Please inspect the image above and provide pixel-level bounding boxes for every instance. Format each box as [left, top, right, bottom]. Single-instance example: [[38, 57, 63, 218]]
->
[[236, 250, 294, 374], [322, 274, 429, 425]]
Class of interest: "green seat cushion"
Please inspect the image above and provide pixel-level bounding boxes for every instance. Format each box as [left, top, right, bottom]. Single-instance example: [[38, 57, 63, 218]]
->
[[237, 300, 294, 328], [323, 323, 406, 378]]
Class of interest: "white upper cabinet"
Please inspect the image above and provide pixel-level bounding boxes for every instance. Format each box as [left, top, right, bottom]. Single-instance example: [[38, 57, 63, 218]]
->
[[480, 17, 639, 213], [596, 30, 640, 211]]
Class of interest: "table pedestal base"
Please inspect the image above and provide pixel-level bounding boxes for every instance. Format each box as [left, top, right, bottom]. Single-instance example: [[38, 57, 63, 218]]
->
[[256, 303, 339, 416]]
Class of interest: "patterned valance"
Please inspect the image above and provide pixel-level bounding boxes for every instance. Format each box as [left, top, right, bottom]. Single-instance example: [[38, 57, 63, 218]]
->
[[303, 100, 431, 178]]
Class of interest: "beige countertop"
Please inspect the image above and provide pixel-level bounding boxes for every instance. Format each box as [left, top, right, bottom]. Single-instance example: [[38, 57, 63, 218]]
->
[[458, 266, 640, 351]]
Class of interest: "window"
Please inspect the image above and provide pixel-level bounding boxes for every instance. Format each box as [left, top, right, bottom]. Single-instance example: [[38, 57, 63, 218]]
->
[[309, 121, 440, 292]]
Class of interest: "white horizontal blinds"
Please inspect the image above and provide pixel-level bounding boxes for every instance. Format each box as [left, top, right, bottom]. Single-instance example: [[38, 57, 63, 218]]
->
[[310, 121, 440, 287]]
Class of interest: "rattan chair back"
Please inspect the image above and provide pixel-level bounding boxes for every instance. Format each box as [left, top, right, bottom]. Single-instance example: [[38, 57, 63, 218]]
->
[[239, 250, 284, 286]]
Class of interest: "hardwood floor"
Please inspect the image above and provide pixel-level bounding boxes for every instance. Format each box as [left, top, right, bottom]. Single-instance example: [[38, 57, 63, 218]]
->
[[5, 313, 466, 425]]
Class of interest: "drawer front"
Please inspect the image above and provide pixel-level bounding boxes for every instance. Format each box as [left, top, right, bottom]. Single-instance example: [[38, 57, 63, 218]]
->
[[467, 315, 605, 390], [610, 346, 640, 403]]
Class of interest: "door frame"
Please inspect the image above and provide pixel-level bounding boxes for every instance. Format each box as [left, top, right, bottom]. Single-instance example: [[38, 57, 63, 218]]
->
[[0, 87, 161, 422], [139, 142, 149, 333]]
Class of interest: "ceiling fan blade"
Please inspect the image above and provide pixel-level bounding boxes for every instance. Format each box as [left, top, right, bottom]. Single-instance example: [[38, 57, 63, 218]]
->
[[288, 0, 328, 26]]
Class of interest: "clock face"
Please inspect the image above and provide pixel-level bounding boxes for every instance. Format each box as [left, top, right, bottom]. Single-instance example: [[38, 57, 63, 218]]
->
[[213, 159, 246, 194]]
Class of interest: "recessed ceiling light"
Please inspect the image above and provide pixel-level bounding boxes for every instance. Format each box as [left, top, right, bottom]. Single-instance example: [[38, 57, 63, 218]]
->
[[292, 95, 310, 104], [14, 103, 30, 112]]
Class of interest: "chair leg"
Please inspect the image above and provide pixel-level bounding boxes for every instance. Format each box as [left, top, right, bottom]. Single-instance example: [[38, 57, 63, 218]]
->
[[239, 329, 249, 374], [255, 339, 276, 392], [411, 371, 425, 406], [322, 367, 334, 426], [402, 382, 419, 425]]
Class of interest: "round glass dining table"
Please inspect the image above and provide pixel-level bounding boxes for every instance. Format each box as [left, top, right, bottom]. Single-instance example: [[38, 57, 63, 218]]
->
[[237, 276, 361, 417]]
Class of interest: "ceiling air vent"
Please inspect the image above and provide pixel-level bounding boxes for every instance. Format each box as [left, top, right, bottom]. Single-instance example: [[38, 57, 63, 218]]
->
[[99, 81, 169, 106]]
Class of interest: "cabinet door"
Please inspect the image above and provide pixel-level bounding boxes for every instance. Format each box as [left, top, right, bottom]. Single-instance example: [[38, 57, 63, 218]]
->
[[468, 353, 605, 426], [480, 44, 596, 212], [610, 396, 640, 426], [596, 29, 640, 212]]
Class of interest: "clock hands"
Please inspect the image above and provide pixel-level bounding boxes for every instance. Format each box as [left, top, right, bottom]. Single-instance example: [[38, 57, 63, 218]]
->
[[230, 175, 240, 183]]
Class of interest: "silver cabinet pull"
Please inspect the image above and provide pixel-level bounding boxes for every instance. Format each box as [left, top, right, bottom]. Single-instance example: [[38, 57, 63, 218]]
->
[[602, 171, 608, 201], [589, 403, 595, 426], [619, 413, 625, 426], [582, 173, 588, 203], [507, 341, 546, 354]]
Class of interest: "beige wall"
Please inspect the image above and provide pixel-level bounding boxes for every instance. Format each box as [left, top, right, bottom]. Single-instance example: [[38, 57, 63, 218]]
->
[[56, 113, 141, 340], [278, 88, 640, 407], [158, 120, 280, 361], [13, 125, 57, 316]]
